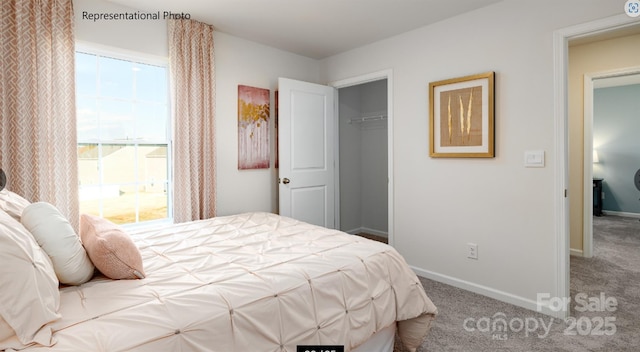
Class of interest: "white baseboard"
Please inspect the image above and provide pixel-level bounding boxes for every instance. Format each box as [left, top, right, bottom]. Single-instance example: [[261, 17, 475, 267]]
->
[[602, 210, 640, 219], [344, 227, 388, 238], [570, 248, 583, 257], [411, 266, 567, 319]]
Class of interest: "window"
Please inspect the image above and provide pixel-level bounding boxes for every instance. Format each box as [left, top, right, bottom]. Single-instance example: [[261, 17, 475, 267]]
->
[[75, 48, 171, 225]]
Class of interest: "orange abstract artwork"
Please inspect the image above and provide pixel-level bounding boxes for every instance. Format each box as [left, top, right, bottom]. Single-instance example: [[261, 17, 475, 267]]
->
[[238, 85, 270, 169]]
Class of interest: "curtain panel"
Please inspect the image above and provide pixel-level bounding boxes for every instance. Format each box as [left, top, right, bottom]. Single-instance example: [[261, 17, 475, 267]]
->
[[0, 0, 79, 229], [168, 19, 216, 222]]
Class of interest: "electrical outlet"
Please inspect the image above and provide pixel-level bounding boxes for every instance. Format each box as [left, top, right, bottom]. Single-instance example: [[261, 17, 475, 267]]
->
[[467, 243, 478, 260]]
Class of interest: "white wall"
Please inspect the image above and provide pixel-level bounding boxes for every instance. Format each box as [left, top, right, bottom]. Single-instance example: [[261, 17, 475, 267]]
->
[[74, 0, 321, 217], [74, 0, 168, 57], [320, 0, 622, 311], [214, 32, 321, 216]]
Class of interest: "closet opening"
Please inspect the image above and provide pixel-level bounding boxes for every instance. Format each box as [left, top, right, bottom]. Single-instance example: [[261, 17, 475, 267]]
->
[[337, 79, 389, 243]]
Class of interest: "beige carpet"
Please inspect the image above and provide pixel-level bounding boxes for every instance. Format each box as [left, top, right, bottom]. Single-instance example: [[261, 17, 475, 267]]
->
[[397, 215, 640, 352]]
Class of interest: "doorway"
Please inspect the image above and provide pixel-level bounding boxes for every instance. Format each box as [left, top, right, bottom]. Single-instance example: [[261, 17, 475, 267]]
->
[[554, 14, 640, 319], [337, 79, 388, 241], [582, 69, 640, 258], [330, 70, 394, 246]]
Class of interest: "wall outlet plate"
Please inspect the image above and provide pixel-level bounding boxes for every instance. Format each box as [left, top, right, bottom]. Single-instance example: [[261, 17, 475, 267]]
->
[[467, 243, 478, 260]]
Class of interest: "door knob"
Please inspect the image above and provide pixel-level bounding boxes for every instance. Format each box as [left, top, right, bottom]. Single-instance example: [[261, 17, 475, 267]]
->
[[282, 178, 290, 184]]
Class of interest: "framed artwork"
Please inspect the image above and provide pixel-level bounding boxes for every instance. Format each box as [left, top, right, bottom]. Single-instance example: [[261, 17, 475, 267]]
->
[[429, 71, 495, 158], [238, 85, 270, 169]]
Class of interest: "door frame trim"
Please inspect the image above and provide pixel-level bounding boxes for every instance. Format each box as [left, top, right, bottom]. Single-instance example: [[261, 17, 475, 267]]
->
[[330, 69, 394, 246]]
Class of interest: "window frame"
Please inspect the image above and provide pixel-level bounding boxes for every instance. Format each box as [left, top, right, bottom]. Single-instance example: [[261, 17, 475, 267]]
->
[[75, 42, 173, 228]]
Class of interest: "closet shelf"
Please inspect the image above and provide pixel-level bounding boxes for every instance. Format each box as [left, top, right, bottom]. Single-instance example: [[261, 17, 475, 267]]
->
[[348, 115, 387, 124]]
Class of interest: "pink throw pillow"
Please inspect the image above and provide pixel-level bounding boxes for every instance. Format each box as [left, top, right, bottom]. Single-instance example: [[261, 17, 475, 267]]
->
[[79, 214, 145, 280]]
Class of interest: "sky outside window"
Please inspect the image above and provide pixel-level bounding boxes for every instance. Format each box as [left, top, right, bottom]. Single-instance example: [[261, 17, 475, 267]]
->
[[76, 50, 170, 225]]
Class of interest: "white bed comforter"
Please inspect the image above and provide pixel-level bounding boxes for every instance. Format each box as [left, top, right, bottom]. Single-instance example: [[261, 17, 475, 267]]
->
[[19, 212, 437, 351]]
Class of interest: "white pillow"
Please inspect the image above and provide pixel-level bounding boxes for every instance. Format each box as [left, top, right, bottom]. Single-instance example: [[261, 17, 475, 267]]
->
[[0, 210, 60, 348], [22, 202, 95, 285], [0, 189, 30, 221]]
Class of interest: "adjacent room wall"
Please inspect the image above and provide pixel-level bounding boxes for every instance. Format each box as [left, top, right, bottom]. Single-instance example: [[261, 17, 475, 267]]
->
[[568, 33, 640, 251], [74, 0, 321, 218], [320, 0, 622, 312], [359, 81, 388, 234], [338, 80, 388, 236], [338, 86, 363, 232], [594, 83, 640, 215]]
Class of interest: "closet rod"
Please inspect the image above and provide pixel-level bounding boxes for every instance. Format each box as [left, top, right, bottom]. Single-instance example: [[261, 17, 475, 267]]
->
[[348, 115, 387, 124]]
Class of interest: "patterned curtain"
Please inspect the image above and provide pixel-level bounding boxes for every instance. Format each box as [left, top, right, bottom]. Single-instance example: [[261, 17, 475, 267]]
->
[[168, 19, 216, 222], [0, 0, 79, 229]]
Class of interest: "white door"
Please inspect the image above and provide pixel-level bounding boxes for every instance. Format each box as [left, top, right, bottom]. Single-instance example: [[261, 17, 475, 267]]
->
[[278, 77, 336, 228]]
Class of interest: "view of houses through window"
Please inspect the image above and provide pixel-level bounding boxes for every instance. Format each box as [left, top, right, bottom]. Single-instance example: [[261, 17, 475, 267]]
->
[[75, 49, 171, 225]]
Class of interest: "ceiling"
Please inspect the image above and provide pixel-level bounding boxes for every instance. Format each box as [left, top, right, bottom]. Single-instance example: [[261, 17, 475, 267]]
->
[[107, 0, 502, 59]]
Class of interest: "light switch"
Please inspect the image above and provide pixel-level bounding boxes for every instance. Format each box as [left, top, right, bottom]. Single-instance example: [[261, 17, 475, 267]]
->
[[524, 150, 545, 168]]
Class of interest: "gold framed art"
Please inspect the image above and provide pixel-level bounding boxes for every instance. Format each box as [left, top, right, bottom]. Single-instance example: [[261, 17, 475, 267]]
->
[[429, 71, 495, 158]]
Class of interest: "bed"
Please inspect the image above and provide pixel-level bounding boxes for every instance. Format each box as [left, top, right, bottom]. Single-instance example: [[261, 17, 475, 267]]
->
[[0, 169, 437, 352]]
